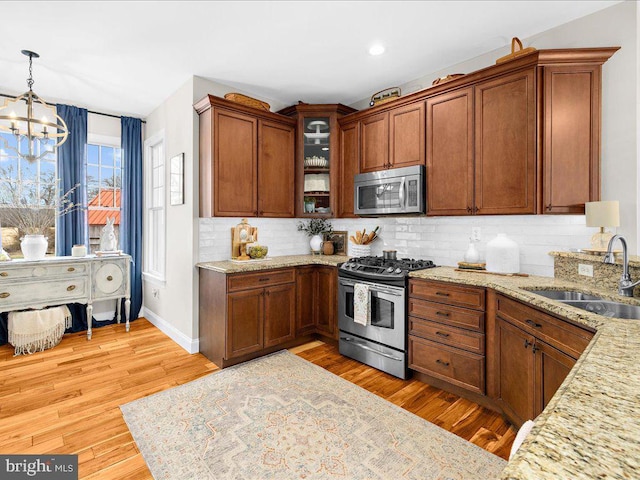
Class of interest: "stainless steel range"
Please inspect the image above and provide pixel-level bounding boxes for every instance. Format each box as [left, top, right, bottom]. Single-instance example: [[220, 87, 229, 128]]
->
[[338, 255, 436, 379]]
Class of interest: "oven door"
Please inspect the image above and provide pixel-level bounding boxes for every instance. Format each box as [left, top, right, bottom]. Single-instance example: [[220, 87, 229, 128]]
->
[[338, 277, 406, 351]]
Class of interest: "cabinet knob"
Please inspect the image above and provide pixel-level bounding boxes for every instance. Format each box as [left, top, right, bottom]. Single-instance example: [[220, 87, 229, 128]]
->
[[107, 275, 113, 281], [259, 210, 264, 216], [473, 206, 479, 214], [68, 267, 75, 272], [0, 292, 10, 298], [435, 359, 450, 367], [67, 285, 76, 291], [546, 204, 552, 211], [524, 339, 533, 349], [466, 206, 472, 213]]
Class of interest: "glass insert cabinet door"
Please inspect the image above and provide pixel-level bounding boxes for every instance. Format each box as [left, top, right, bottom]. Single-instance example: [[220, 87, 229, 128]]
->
[[302, 117, 331, 214]]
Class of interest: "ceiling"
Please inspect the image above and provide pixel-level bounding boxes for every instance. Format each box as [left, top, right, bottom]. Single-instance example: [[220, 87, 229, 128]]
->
[[0, 1, 621, 118]]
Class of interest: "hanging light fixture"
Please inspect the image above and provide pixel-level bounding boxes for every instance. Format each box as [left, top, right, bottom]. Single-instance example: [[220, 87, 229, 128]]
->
[[0, 50, 68, 163]]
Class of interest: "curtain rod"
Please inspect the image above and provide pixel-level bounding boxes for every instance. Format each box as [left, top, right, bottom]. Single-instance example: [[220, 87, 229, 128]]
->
[[0, 92, 146, 124]]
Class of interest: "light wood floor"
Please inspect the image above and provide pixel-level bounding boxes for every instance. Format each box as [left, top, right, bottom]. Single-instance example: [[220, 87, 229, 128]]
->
[[0, 319, 515, 479]]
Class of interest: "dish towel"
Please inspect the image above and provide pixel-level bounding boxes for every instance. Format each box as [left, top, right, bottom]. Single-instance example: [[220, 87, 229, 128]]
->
[[509, 420, 536, 460], [8, 306, 72, 356], [353, 283, 371, 326]]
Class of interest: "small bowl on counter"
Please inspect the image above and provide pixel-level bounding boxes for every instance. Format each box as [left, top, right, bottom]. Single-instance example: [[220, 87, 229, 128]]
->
[[247, 245, 268, 259]]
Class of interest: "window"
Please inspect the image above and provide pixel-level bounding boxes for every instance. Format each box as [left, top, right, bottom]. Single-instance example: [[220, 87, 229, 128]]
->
[[0, 132, 58, 257], [86, 140, 122, 253], [143, 132, 165, 284]]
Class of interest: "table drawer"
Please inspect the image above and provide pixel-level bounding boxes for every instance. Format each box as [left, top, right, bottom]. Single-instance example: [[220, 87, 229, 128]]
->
[[409, 316, 485, 354], [228, 268, 295, 292], [409, 336, 485, 394], [409, 298, 484, 332], [496, 294, 593, 359], [0, 262, 88, 280], [0, 277, 89, 311], [409, 279, 485, 310]]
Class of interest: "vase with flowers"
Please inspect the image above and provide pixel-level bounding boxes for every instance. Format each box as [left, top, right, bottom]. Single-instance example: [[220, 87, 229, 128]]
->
[[0, 179, 83, 260], [297, 218, 332, 254]]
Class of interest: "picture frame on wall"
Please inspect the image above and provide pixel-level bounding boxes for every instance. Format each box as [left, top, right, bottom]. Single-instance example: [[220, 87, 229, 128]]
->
[[170, 153, 184, 206], [325, 230, 347, 255]]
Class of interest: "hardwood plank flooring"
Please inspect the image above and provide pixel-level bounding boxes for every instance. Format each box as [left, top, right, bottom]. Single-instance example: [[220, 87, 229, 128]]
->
[[0, 320, 515, 479]]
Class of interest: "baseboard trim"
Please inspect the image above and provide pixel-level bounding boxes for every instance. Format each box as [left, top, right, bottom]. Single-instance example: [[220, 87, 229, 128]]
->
[[141, 307, 199, 354]]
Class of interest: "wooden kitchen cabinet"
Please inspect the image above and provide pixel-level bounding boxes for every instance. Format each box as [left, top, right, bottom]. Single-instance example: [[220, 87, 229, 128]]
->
[[358, 101, 425, 173], [195, 94, 296, 218], [227, 288, 264, 358], [337, 121, 359, 218], [295, 265, 337, 339], [408, 279, 486, 394], [278, 103, 356, 217], [474, 68, 536, 215], [263, 282, 296, 347], [426, 87, 474, 216], [491, 293, 594, 427]]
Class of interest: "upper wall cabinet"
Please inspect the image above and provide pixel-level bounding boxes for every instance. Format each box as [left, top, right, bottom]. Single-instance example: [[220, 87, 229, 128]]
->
[[358, 101, 426, 173], [195, 95, 296, 218], [278, 104, 356, 217]]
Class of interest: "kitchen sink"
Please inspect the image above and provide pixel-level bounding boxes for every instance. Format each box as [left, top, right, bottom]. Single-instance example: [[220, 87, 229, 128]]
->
[[528, 289, 640, 320], [529, 290, 604, 301]]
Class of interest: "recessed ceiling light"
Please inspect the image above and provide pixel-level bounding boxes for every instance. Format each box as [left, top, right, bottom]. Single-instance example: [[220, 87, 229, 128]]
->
[[369, 44, 385, 56]]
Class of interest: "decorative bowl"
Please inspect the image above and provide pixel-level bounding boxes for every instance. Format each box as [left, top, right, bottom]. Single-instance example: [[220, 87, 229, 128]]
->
[[248, 245, 268, 259]]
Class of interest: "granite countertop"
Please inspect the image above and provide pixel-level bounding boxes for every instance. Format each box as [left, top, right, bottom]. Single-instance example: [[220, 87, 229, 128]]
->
[[196, 254, 349, 273], [409, 267, 640, 479]]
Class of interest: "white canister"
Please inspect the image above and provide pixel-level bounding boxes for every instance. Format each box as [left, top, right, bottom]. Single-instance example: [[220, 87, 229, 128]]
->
[[486, 233, 520, 273], [464, 240, 480, 263], [72, 244, 87, 257]]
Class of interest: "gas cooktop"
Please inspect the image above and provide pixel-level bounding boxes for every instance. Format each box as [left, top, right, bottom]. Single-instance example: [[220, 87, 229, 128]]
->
[[339, 255, 436, 281]]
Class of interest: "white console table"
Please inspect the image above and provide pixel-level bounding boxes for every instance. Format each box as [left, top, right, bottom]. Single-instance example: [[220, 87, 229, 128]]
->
[[0, 255, 131, 340]]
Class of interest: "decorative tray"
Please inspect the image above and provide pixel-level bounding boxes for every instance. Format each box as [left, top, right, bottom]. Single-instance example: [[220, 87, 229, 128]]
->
[[229, 257, 272, 263]]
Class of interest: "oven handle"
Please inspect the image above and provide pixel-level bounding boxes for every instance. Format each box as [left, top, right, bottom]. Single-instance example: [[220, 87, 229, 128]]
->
[[339, 279, 403, 296], [340, 336, 404, 362], [399, 176, 406, 209]]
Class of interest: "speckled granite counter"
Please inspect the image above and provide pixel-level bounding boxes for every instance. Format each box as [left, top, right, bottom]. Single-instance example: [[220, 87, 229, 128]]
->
[[409, 267, 640, 480], [197, 254, 349, 273]]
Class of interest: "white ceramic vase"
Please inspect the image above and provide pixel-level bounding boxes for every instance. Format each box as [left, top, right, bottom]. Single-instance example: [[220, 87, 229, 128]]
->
[[486, 233, 520, 273], [309, 234, 323, 253], [464, 240, 480, 263], [21, 234, 48, 261]]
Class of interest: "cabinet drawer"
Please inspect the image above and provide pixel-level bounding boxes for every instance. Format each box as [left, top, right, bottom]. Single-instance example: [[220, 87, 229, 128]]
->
[[0, 277, 89, 311], [409, 316, 485, 354], [228, 269, 295, 292], [496, 294, 593, 358], [409, 336, 485, 394], [409, 298, 484, 332], [409, 279, 485, 310], [0, 262, 88, 280]]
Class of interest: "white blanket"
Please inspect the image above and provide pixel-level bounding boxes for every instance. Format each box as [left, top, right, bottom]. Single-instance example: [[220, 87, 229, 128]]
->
[[8, 306, 72, 356], [353, 283, 371, 326]]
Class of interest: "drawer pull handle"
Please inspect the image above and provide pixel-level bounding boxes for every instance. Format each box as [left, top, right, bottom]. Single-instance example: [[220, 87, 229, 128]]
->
[[67, 285, 76, 291], [435, 359, 450, 367], [435, 331, 450, 338], [435, 292, 450, 297], [68, 267, 75, 272], [0, 272, 7, 277], [436, 311, 450, 317], [107, 275, 113, 281], [0, 292, 10, 298], [258, 278, 270, 282], [525, 319, 542, 328], [524, 340, 533, 349]]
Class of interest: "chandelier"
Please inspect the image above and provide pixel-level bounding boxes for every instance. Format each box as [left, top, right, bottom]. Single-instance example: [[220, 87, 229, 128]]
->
[[0, 50, 68, 163]]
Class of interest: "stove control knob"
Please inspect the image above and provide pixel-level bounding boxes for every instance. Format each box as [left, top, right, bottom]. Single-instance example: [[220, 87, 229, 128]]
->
[[395, 268, 402, 274], [386, 267, 394, 273]]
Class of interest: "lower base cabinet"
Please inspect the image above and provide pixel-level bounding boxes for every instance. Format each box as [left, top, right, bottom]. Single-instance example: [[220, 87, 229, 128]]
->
[[200, 265, 337, 368], [492, 293, 593, 427]]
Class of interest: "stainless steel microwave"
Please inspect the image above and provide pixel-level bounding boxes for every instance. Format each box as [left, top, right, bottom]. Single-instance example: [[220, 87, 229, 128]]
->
[[354, 165, 425, 216]]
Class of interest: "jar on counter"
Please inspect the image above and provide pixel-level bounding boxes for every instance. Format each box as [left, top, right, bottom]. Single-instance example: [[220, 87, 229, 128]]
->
[[72, 244, 87, 257]]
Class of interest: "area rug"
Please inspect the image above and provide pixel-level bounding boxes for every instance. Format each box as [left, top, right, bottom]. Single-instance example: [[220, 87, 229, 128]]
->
[[120, 350, 506, 479]]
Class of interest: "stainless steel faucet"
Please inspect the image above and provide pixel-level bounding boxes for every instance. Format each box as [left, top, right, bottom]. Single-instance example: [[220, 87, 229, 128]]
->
[[603, 235, 640, 297]]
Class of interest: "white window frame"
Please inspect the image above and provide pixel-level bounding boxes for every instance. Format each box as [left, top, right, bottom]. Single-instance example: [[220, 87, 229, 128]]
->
[[143, 130, 166, 286]]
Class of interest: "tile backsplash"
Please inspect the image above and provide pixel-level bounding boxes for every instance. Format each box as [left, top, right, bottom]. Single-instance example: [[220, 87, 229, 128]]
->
[[199, 215, 595, 277]]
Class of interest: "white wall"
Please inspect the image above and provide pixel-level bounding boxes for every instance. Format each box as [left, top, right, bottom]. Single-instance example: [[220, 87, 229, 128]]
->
[[143, 77, 285, 352]]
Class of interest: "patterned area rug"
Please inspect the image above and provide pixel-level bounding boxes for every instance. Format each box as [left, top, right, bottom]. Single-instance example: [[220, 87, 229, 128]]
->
[[121, 351, 506, 479]]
